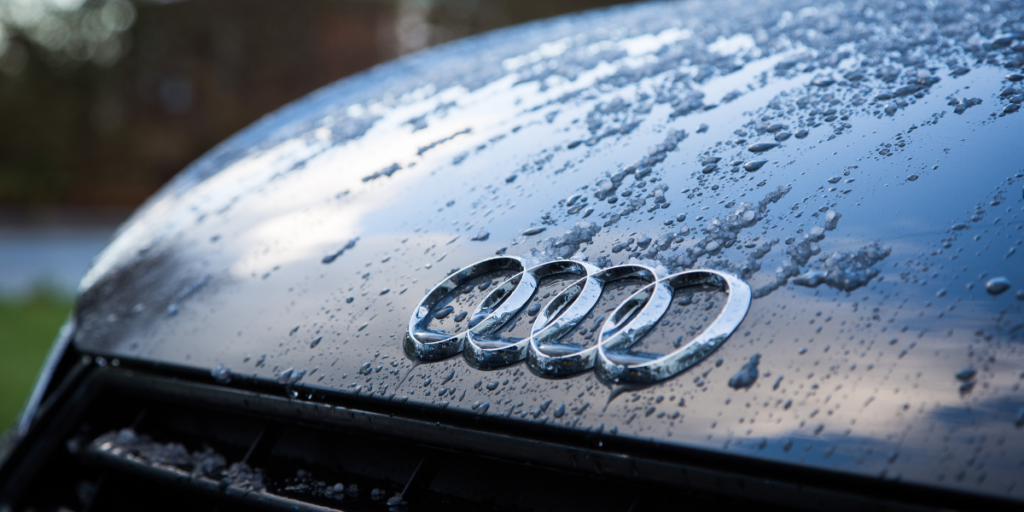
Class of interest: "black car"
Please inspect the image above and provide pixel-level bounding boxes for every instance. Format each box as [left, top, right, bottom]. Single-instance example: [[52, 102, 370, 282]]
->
[[2, 0, 1024, 510]]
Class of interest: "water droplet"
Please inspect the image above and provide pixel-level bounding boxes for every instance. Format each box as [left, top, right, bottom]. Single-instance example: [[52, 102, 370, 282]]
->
[[523, 227, 546, 236], [211, 364, 231, 384], [907, 175, 919, 181], [744, 160, 768, 172], [985, 277, 1011, 295], [728, 354, 761, 389], [748, 142, 779, 153], [955, 368, 976, 381]]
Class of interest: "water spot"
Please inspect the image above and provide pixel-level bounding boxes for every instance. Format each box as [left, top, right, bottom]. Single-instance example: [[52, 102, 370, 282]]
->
[[323, 238, 359, 264], [985, 277, 1011, 295], [539, 221, 600, 258], [362, 163, 401, 182], [310, 336, 322, 349], [790, 242, 891, 292], [702, 164, 718, 174], [418, 127, 471, 156], [728, 354, 761, 389], [775, 132, 792, 142], [470, 230, 489, 241], [907, 175, 919, 181], [523, 227, 546, 236], [166, 274, 212, 316], [952, 97, 982, 114], [454, 311, 468, 322], [824, 210, 841, 230], [486, 381, 499, 390], [795, 129, 808, 139], [553, 404, 566, 418], [893, 84, 923, 97], [433, 306, 455, 319]]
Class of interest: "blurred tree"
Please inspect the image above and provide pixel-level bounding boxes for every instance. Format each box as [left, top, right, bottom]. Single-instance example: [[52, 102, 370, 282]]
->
[[0, 0, 631, 208]]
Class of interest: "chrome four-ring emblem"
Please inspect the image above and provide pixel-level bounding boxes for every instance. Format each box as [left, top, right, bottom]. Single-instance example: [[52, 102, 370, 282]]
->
[[405, 257, 751, 384]]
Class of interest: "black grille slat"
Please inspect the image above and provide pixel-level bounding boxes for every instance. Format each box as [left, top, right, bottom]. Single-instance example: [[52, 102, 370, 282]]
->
[[4, 365, 1006, 512]]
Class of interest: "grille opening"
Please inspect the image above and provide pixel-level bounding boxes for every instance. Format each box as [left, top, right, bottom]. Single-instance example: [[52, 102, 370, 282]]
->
[[6, 376, 786, 512]]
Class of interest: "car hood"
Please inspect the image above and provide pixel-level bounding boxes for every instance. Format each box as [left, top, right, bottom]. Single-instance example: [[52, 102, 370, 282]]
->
[[73, 0, 1024, 503]]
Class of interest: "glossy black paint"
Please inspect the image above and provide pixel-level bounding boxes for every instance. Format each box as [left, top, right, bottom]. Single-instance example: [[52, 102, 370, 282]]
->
[[24, 0, 1024, 505]]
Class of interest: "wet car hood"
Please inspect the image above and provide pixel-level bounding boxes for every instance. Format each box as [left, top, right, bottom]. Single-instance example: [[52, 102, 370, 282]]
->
[[73, 0, 1024, 503]]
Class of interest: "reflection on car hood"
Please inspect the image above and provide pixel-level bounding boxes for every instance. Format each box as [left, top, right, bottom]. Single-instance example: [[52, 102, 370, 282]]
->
[[73, 0, 1024, 503]]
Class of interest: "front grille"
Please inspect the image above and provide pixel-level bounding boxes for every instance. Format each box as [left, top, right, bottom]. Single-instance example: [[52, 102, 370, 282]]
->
[[2, 363, 1012, 512], [2, 366, 782, 512]]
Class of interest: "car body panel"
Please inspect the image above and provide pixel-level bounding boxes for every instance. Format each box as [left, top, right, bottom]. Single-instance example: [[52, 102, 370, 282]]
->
[[67, 0, 1024, 504]]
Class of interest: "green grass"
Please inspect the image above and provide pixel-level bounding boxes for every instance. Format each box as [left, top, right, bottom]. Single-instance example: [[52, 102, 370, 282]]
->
[[0, 292, 73, 433]]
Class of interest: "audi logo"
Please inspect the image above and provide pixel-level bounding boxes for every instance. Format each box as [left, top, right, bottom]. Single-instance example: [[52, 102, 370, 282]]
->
[[405, 256, 751, 384]]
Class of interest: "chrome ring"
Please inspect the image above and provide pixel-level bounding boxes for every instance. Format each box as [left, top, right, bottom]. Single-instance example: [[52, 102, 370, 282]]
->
[[405, 256, 528, 361], [465, 260, 598, 369], [526, 264, 657, 377], [595, 269, 751, 385]]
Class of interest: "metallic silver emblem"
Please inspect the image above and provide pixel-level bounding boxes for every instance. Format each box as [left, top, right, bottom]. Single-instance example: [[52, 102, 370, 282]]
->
[[406, 256, 751, 384]]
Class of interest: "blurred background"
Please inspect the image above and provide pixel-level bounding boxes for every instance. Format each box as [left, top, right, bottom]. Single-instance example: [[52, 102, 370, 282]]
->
[[0, 0, 637, 431]]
